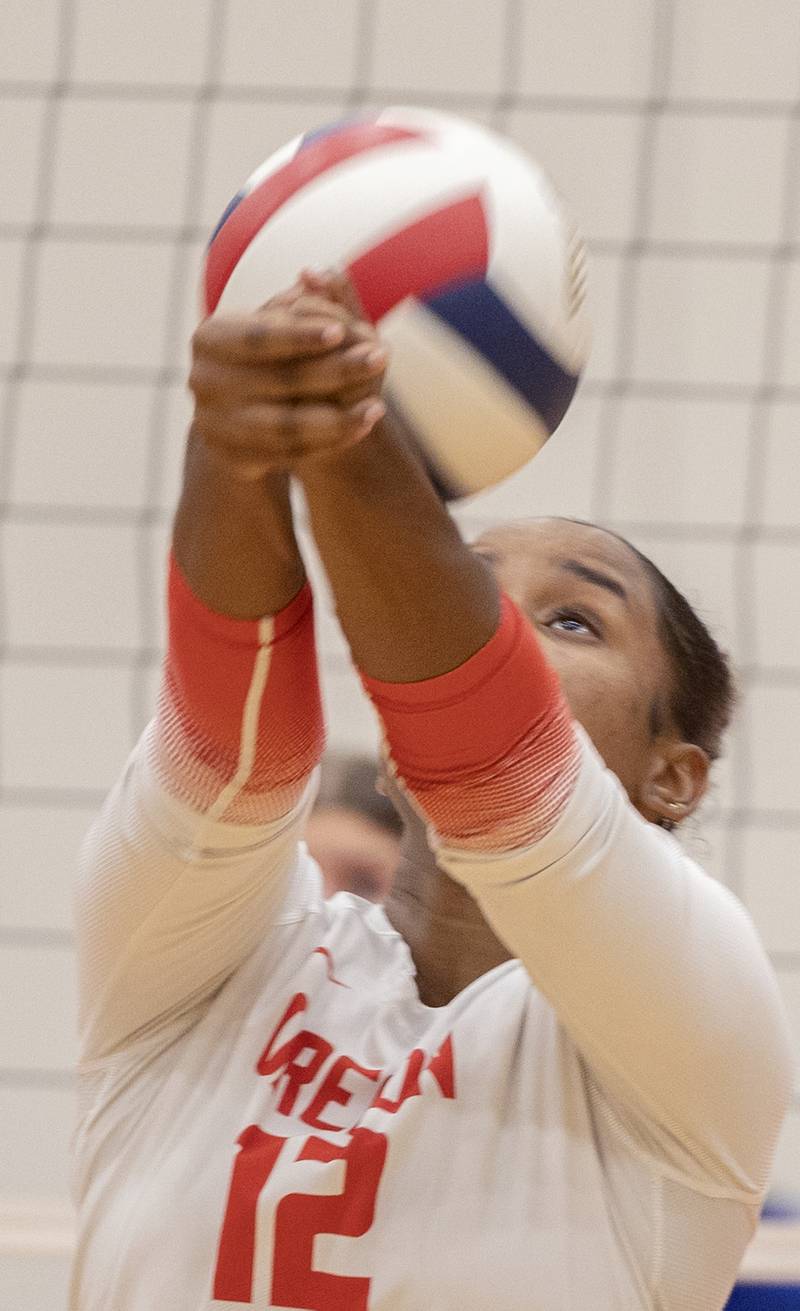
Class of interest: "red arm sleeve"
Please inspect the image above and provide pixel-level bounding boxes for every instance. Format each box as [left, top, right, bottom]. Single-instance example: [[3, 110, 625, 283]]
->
[[153, 551, 325, 825], [360, 594, 581, 851]]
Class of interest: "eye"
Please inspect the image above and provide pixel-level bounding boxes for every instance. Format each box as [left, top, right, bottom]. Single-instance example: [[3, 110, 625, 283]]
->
[[545, 607, 600, 637]]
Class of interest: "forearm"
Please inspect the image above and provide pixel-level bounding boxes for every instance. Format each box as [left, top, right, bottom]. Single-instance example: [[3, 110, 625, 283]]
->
[[173, 427, 306, 620], [300, 412, 580, 852], [161, 427, 324, 825], [299, 415, 500, 681]]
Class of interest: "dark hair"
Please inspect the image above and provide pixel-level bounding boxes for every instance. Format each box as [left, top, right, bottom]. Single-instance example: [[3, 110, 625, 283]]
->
[[564, 520, 737, 762]]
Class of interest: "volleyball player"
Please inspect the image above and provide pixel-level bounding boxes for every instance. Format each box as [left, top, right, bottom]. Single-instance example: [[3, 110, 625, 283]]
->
[[69, 277, 793, 1310]]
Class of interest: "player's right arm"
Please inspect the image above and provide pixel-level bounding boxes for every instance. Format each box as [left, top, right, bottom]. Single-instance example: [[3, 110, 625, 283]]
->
[[74, 304, 387, 1066]]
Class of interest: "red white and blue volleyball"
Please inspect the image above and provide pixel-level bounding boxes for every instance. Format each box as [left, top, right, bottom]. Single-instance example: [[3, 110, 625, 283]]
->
[[202, 106, 590, 500]]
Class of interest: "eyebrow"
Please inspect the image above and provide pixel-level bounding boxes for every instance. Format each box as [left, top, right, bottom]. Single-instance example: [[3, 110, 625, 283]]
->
[[558, 558, 630, 604]]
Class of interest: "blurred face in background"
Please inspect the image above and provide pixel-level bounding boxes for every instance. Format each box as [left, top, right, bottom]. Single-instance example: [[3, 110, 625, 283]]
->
[[306, 805, 401, 902]]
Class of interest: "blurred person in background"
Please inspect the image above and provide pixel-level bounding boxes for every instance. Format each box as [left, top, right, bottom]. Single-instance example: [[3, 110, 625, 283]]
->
[[306, 753, 401, 900]]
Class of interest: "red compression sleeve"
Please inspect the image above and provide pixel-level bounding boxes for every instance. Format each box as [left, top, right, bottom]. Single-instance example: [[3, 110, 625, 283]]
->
[[360, 594, 581, 851], [152, 552, 325, 825]]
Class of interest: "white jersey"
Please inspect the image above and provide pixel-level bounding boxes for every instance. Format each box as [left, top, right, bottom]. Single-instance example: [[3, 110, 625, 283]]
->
[[69, 721, 792, 1311]]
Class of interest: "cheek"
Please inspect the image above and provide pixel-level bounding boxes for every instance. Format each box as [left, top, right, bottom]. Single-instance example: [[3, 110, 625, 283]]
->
[[541, 643, 607, 721], [548, 650, 652, 786]]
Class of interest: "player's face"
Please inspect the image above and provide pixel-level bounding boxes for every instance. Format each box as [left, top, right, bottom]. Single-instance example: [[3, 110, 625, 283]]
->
[[473, 518, 686, 811]]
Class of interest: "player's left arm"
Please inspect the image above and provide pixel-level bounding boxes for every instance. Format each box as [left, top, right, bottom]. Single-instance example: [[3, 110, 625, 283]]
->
[[435, 734, 794, 1200]]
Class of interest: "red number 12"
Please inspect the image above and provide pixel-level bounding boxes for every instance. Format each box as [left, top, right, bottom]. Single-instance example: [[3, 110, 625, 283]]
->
[[213, 1123, 388, 1309]]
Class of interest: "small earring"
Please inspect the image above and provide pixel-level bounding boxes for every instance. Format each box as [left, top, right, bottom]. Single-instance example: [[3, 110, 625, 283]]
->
[[659, 802, 683, 831]]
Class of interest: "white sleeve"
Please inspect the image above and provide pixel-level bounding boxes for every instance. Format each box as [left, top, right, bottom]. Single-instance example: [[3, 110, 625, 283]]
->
[[435, 727, 795, 1200], [73, 722, 320, 1067], [73, 560, 326, 1067]]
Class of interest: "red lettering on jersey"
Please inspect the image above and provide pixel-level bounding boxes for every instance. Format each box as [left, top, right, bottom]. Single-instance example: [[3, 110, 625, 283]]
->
[[256, 993, 333, 1116], [274, 1033, 334, 1117], [212, 1124, 284, 1301], [256, 992, 307, 1074], [302, 1055, 382, 1131], [213, 1126, 388, 1307], [255, 995, 456, 1126], [371, 1048, 424, 1112], [217, 990, 460, 1302], [371, 1034, 456, 1112], [427, 1033, 456, 1099], [271, 1127, 387, 1311]]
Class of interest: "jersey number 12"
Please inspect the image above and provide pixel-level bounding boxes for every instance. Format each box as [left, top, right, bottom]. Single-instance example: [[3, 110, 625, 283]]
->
[[212, 1123, 388, 1309]]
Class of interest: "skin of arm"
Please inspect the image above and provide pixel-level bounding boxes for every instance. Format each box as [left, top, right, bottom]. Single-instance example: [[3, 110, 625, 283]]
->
[[184, 281, 499, 674], [296, 268, 501, 680], [176, 292, 388, 620], [299, 418, 500, 681], [173, 439, 306, 620]]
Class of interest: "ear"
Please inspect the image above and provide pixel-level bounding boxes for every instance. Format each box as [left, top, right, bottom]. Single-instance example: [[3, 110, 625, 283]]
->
[[640, 740, 711, 828]]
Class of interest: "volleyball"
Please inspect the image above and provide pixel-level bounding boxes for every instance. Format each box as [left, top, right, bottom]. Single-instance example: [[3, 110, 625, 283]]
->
[[202, 106, 590, 500]]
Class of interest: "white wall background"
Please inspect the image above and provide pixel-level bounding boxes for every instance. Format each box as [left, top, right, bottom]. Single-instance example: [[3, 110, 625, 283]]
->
[[1, 0, 799, 1302]]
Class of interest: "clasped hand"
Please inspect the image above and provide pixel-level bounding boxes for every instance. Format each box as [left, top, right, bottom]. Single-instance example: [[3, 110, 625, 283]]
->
[[189, 271, 389, 482]]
